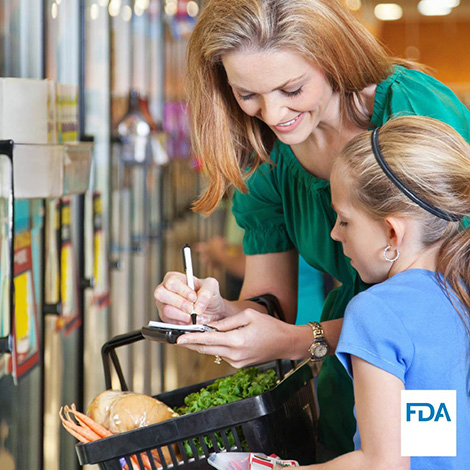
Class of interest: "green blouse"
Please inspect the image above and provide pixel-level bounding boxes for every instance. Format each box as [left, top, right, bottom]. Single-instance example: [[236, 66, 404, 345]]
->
[[232, 65, 470, 455]]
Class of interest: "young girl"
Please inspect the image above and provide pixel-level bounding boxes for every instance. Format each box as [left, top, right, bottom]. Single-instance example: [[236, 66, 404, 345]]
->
[[309, 115, 470, 469]]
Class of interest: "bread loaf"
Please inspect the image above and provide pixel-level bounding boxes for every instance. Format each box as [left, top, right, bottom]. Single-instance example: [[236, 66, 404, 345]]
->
[[87, 390, 178, 433], [87, 390, 180, 465]]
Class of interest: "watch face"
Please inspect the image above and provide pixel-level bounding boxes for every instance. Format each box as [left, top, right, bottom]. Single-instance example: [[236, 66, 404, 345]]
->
[[314, 343, 328, 358]]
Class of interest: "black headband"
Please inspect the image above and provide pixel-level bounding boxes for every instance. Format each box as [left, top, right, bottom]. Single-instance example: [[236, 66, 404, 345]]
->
[[371, 128, 462, 223]]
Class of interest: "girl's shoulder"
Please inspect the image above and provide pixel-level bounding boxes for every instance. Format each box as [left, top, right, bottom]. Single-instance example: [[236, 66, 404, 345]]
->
[[362, 269, 439, 294], [349, 269, 441, 312], [347, 270, 462, 333]]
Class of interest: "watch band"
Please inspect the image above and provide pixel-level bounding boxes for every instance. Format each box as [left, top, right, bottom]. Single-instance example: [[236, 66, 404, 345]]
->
[[307, 321, 324, 340], [307, 321, 328, 361]]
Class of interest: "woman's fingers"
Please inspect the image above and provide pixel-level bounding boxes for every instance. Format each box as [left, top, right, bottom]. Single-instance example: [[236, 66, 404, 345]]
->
[[176, 309, 298, 368], [194, 284, 219, 315], [154, 272, 226, 323], [176, 338, 248, 369], [154, 272, 197, 322], [154, 272, 197, 303], [160, 305, 192, 324], [176, 310, 264, 368], [205, 312, 250, 331]]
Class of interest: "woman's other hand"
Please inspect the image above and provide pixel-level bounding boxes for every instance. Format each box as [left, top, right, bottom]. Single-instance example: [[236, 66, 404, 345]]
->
[[176, 308, 301, 368], [153, 272, 227, 324]]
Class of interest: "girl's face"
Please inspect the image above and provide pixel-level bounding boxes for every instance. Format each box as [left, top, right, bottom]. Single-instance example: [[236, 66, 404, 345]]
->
[[222, 48, 335, 146], [330, 167, 393, 284]]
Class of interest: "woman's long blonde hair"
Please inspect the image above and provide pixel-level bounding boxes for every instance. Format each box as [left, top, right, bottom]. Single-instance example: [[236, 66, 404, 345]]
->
[[336, 116, 470, 324], [188, 0, 407, 214]]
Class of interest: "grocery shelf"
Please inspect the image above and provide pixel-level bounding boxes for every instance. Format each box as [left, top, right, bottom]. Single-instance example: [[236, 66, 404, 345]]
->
[[13, 141, 92, 199]]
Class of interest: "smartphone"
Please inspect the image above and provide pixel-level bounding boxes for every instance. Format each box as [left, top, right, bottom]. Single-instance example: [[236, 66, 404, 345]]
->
[[141, 321, 217, 344]]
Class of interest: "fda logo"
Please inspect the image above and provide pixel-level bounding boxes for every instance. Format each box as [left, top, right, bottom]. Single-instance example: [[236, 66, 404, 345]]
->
[[401, 390, 456, 456]]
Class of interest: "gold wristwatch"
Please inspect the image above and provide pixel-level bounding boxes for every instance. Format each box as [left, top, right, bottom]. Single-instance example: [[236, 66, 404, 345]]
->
[[307, 321, 328, 361]]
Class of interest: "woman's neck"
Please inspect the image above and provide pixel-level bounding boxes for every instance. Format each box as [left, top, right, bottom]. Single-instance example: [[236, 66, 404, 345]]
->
[[290, 85, 377, 180]]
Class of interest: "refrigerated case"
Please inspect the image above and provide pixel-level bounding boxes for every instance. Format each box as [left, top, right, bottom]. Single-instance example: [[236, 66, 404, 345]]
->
[[0, 3, 227, 470]]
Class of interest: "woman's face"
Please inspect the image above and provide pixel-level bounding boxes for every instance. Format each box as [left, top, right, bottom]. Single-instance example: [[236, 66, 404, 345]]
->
[[222, 48, 335, 146]]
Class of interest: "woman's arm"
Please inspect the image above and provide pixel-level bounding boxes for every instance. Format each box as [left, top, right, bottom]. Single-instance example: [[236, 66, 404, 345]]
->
[[155, 249, 343, 366], [239, 250, 299, 322], [304, 356, 409, 470]]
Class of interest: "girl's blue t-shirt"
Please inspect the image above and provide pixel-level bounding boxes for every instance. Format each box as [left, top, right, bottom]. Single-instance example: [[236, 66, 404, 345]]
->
[[336, 269, 470, 469]]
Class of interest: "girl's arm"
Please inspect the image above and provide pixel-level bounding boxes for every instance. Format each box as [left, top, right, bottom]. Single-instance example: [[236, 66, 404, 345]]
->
[[304, 356, 409, 470]]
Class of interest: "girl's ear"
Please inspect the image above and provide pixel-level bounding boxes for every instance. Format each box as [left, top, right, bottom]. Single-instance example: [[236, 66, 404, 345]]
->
[[384, 216, 407, 249]]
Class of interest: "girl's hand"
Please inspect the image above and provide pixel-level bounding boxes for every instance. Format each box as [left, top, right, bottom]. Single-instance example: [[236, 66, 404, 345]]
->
[[153, 271, 227, 324], [176, 308, 299, 368]]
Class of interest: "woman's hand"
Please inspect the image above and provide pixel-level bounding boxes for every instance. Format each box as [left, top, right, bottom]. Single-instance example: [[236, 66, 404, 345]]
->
[[153, 272, 227, 324], [176, 308, 302, 368]]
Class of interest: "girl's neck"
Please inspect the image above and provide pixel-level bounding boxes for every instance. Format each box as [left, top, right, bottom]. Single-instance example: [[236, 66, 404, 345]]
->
[[389, 243, 441, 278]]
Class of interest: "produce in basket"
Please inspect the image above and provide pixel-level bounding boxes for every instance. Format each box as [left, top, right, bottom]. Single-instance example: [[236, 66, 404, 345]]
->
[[87, 390, 180, 465], [176, 367, 278, 414], [59, 404, 153, 470], [176, 367, 278, 456], [60, 391, 180, 469], [88, 389, 179, 432]]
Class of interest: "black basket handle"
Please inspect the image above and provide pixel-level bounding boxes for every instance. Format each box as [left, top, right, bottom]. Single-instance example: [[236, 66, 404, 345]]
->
[[102, 329, 144, 390]]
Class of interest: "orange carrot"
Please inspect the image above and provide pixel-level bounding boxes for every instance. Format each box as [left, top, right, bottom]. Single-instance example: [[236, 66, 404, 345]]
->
[[60, 420, 90, 444], [68, 404, 113, 438], [60, 404, 155, 470], [63, 407, 103, 440], [59, 407, 101, 442], [123, 456, 140, 470], [135, 452, 155, 470]]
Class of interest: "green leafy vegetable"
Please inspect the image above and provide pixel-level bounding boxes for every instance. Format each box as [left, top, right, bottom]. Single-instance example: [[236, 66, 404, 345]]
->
[[176, 367, 278, 456], [175, 367, 278, 415]]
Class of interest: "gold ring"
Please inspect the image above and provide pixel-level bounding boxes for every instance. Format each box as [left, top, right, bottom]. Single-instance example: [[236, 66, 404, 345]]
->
[[214, 355, 222, 365]]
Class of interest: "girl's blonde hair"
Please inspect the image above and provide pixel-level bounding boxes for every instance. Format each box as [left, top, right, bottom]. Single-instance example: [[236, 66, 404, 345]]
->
[[336, 115, 470, 323], [187, 0, 411, 214]]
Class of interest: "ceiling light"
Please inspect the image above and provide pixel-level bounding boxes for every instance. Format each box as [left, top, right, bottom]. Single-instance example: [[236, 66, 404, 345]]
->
[[90, 3, 100, 20], [441, 0, 460, 7], [374, 3, 403, 21], [418, 0, 452, 16], [187, 1, 199, 17], [346, 0, 362, 11], [108, 0, 121, 17], [121, 4, 132, 21]]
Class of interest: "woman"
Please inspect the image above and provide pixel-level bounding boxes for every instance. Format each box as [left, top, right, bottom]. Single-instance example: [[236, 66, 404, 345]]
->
[[154, 0, 470, 457]]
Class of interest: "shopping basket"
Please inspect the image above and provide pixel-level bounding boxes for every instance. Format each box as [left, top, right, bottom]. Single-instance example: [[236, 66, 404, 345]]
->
[[75, 295, 318, 469]]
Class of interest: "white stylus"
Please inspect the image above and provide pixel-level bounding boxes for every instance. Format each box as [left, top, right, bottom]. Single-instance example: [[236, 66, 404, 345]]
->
[[182, 244, 197, 324]]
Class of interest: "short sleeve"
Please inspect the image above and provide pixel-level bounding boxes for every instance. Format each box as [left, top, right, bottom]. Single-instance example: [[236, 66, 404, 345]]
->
[[336, 291, 415, 383], [232, 151, 293, 255], [372, 66, 470, 143]]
